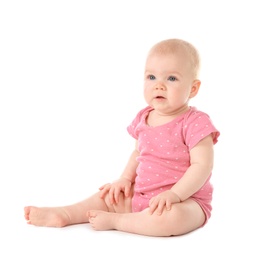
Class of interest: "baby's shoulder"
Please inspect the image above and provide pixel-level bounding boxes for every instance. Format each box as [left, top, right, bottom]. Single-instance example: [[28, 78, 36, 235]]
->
[[184, 107, 212, 125], [134, 106, 153, 120], [187, 106, 210, 118]]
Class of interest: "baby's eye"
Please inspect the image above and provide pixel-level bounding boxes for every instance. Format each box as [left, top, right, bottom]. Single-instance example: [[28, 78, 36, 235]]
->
[[168, 76, 177, 81], [148, 75, 156, 80]]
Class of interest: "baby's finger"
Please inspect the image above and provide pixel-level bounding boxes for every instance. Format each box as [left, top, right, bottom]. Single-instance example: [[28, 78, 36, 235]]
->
[[99, 184, 110, 198], [149, 199, 158, 214], [108, 187, 116, 204], [155, 199, 166, 215], [124, 186, 130, 197], [166, 200, 172, 211], [99, 188, 106, 199], [114, 188, 121, 204], [99, 183, 110, 190]]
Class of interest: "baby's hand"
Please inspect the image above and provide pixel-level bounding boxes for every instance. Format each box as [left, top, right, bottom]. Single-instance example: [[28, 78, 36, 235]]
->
[[99, 178, 132, 205], [149, 190, 181, 215]]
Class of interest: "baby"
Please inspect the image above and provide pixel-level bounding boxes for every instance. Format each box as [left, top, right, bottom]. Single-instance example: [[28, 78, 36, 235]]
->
[[24, 38, 220, 237]]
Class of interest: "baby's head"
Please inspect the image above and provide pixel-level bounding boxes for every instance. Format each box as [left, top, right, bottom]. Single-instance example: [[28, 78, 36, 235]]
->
[[146, 38, 200, 80], [143, 39, 202, 115]]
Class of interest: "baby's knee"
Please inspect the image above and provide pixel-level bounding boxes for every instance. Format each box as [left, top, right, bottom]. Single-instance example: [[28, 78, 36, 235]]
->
[[160, 202, 204, 235], [102, 194, 115, 212], [103, 192, 132, 213], [152, 205, 188, 235]]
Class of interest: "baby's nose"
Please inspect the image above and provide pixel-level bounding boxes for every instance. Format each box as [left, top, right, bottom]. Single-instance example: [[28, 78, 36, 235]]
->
[[154, 82, 165, 90]]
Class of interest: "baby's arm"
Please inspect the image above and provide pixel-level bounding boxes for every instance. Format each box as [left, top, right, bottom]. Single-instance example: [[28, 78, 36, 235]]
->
[[99, 141, 139, 204], [149, 134, 214, 214], [119, 140, 139, 184], [171, 134, 214, 201]]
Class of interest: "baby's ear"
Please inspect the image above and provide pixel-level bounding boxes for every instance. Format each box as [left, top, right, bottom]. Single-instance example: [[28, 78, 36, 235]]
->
[[189, 80, 201, 98]]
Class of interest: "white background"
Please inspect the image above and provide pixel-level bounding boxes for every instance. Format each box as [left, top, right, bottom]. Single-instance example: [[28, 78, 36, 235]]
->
[[1, 0, 261, 259]]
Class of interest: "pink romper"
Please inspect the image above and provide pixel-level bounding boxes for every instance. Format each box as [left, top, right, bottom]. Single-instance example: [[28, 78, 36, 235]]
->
[[127, 106, 220, 224]]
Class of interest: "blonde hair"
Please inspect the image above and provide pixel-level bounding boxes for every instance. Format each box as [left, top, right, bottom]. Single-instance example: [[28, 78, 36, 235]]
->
[[147, 38, 201, 79]]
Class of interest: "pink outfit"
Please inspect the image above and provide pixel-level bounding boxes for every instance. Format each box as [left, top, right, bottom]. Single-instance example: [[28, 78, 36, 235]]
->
[[127, 106, 220, 224]]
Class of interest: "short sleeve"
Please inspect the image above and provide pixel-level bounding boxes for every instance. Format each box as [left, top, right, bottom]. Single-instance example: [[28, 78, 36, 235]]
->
[[183, 110, 220, 149], [127, 106, 152, 139]]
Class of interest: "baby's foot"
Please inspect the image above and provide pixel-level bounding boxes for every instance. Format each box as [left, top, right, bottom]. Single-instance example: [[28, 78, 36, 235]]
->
[[88, 210, 118, 231], [24, 206, 71, 227]]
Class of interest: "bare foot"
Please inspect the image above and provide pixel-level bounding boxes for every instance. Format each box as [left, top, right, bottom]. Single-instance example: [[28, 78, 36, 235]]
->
[[24, 206, 71, 227], [88, 210, 118, 231]]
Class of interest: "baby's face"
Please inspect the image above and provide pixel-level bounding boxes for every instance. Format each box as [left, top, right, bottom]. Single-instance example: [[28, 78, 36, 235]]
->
[[143, 51, 199, 116]]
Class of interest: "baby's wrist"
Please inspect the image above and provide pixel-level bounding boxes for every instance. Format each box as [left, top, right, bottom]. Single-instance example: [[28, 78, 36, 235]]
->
[[120, 176, 132, 183], [171, 191, 182, 202]]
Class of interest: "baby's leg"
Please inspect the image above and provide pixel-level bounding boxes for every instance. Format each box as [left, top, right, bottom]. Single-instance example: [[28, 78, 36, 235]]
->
[[88, 199, 206, 237], [24, 206, 71, 227], [24, 191, 110, 227]]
